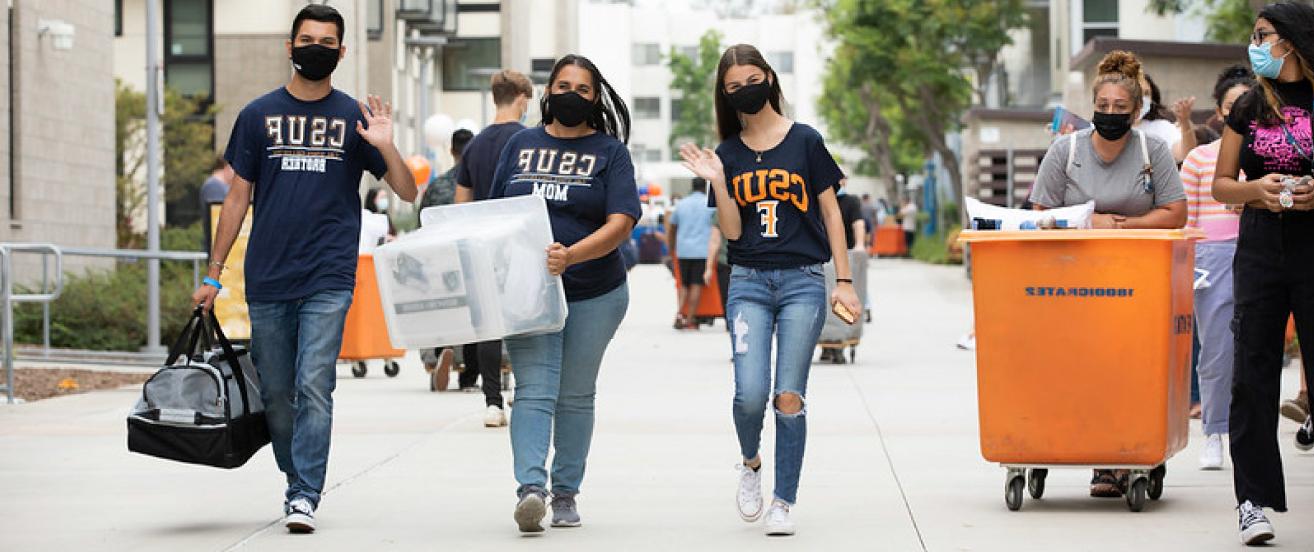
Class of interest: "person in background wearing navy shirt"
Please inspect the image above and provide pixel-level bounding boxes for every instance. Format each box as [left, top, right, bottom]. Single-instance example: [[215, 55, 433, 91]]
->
[[191, 4, 417, 535], [452, 69, 534, 428], [488, 54, 639, 534], [680, 44, 861, 537]]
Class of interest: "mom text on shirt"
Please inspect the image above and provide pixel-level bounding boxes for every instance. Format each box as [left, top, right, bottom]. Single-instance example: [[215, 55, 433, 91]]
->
[[513, 148, 599, 202]]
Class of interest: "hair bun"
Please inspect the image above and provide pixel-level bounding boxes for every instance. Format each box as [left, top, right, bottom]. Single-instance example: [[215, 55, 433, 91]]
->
[[1097, 50, 1143, 80]]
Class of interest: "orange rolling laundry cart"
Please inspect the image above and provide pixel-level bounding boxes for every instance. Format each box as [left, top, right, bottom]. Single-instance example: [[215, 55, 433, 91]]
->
[[671, 257, 724, 326], [960, 229, 1196, 512], [339, 254, 406, 378], [871, 223, 907, 257]]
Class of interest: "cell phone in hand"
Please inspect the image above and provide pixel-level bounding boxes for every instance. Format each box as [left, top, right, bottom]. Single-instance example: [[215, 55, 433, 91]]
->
[[1051, 106, 1092, 134], [832, 300, 857, 325]]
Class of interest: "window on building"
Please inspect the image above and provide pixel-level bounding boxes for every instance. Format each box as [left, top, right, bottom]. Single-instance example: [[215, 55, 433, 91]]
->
[[442, 38, 501, 91], [677, 45, 698, 61], [632, 43, 661, 66], [367, 0, 384, 40], [634, 97, 660, 119], [670, 98, 685, 124], [647, 148, 663, 163], [1082, 0, 1118, 45], [115, 0, 123, 37], [767, 51, 794, 74], [531, 58, 555, 84], [164, 0, 214, 101]]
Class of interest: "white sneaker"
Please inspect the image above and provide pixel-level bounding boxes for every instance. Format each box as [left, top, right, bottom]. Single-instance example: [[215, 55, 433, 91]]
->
[[484, 405, 507, 428], [764, 499, 795, 536], [1238, 500, 1274, 545], [1200, 433, 1225, 470], [285, 497, 316, 534], [736, 463, 764, 522]]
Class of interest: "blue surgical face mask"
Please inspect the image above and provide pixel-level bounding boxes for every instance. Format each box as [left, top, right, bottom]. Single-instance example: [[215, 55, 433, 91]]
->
[[1249, 40, 1287, 79]]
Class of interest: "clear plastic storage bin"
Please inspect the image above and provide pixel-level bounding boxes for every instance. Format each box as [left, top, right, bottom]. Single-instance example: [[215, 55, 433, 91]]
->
[[373, 195, 568, 349]]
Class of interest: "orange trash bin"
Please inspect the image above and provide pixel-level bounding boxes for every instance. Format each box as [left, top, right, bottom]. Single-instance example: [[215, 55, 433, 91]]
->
[[959, 229, 1197, 512], [671, 257, 725, 325], [871, 225, 907, 257], [339, 254, 406, 378]]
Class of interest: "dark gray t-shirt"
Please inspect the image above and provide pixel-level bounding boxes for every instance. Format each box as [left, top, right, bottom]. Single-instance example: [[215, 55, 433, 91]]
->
[[1030, 128, 1185, 217]]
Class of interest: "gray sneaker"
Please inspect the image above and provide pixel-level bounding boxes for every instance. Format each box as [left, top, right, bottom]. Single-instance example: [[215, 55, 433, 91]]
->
[[514, 490, 547, 534], [550, 494, 582, 528]]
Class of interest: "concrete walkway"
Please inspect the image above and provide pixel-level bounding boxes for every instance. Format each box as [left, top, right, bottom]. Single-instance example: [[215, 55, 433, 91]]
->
[[1, 260, 1310, 551]]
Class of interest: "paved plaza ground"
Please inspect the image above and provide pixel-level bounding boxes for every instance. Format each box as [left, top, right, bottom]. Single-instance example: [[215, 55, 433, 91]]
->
[[1, 260, 1310, 551]]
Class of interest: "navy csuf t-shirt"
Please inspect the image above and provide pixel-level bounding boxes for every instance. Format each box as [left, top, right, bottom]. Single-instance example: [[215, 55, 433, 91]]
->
[[712, 123, 844, 268], [489, 127, 642, 301], [224, 87, 388, 302]]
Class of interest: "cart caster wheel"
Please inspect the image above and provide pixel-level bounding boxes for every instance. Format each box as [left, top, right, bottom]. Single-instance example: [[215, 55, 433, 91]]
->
[[1027, 469, 1047, 499], [1126, 479, 1148, 512], [352, 362, 367, 378], [1005, 474, 1025, 511], [385, 361, 400, 378], [1148, 465, 1166, 501]]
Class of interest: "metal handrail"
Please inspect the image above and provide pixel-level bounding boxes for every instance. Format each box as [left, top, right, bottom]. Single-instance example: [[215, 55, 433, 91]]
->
[[1, 244, 63, 403], [0, 243, 209, 403]]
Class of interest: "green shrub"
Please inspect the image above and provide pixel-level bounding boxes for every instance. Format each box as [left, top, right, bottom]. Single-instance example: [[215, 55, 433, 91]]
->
[[911, 224, 964, 265], [13, 225, 204, 351]]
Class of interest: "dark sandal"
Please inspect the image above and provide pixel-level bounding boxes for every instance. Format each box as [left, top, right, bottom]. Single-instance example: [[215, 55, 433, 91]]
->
[[1089, 470, 1123, 498]]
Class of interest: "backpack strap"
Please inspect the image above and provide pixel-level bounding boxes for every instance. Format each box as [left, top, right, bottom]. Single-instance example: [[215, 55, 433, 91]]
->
[[1135, 129, 1150, 167], [1066, 132, 1077, 179]]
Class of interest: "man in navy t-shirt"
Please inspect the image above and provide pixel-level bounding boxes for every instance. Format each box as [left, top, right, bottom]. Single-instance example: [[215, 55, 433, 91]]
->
[[451, 70, 534, 427], [191, 5, 416, 535]]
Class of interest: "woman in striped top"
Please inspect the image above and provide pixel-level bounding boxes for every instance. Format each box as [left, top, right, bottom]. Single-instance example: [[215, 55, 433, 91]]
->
[[1179, 64, 1254, 471]]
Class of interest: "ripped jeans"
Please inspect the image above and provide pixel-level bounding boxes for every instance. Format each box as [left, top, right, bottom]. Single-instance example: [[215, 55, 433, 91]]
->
[[727, 264, 828, 505]]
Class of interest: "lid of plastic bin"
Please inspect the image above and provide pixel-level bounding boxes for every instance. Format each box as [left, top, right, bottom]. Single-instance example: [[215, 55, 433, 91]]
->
[[957, 228, 1205, 244]]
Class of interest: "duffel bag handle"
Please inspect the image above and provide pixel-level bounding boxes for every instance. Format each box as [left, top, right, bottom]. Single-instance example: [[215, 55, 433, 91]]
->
[[165, 308, 207, 367], [202, 310, 256, 419]]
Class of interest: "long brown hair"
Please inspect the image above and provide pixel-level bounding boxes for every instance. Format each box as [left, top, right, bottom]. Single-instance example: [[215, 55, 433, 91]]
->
[[1248, 3, 1314, 126], [714, 44, 784, 141]]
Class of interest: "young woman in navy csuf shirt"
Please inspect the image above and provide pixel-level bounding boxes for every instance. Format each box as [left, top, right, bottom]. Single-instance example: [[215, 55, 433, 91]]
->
[[681, 43, 861, 537], [488, 54, 641, 534]]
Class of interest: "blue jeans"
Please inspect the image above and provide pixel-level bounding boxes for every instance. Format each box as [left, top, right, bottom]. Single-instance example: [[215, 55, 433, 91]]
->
[[727, 264, 827, 505], [248, 288, 353, 508], [1195, 240, 1236, 435], [505, 283, 629, 498]]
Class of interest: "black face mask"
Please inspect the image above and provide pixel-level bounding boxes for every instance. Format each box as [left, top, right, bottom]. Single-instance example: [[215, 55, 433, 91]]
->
[[1091, 111, 1133, 141], [291, 44, 341, 82], [727, 82, 771, 115], [547, 92, 595, 128]]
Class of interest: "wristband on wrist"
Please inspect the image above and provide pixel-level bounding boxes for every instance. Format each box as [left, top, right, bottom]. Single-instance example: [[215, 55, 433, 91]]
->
[[836, 278, 853, 284], [202, 276, 223, 291]]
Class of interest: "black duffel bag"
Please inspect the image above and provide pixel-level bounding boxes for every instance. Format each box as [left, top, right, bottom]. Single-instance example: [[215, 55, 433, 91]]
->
[[127, 308, 269, 468]]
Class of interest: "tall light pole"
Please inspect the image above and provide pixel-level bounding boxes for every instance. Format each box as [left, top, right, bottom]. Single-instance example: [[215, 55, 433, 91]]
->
[[406, 36, 447, 159], [144, 0, 162, 353]]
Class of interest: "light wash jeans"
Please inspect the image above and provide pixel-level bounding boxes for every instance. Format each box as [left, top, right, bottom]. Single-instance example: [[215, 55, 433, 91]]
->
[[1195, 240, 1236, 436], [505, 283, 629, 498], [248, 288, 353, 508], [727, 264, 827, 505]]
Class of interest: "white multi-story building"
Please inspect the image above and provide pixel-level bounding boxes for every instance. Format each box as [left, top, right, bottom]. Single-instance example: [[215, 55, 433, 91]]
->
[[577, 0, 851, 197], [964, 0, 1244, 207]]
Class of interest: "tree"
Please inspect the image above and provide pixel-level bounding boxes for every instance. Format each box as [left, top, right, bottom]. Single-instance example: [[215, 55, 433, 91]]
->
[[667, 29, 722, 152], [114, 80, 218, 247], [1147, 0, 1301, 43], [815, 0, 1028, 205]]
